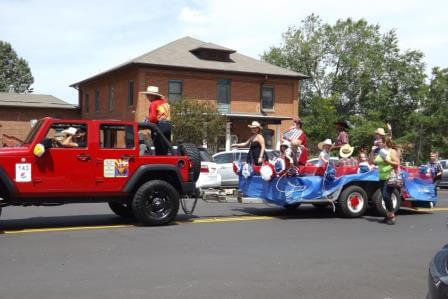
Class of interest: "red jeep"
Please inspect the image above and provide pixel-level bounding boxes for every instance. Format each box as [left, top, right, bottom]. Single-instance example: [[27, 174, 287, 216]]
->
[[0, 118, 201, 226]]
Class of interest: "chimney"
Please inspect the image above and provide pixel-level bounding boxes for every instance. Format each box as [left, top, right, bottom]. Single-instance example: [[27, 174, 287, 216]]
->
[[8, 85, 15, 93]]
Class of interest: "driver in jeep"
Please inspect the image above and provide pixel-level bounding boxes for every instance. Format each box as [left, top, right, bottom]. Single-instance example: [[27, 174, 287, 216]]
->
[[61, 127, 87, 148]]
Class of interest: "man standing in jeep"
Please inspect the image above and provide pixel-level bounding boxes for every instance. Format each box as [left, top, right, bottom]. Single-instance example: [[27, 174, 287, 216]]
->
[[143, 85, 171, 155]]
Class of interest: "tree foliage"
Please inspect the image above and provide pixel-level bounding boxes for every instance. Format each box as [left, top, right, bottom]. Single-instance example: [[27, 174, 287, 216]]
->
[[170, 98, 226, 151], [0, 41, 34, 93], [262, 15, 442, 163]]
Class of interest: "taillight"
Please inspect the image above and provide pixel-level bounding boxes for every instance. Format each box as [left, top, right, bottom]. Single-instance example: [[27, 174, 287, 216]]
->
[[200, 166, 209, 173]]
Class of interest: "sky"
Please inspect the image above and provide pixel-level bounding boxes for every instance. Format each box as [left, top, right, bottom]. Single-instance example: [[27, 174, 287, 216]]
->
[[1, 0, 447, 105]]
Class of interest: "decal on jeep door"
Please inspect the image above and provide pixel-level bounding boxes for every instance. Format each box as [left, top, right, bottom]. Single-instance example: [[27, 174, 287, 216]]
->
[[104, 159, 129, 178], [16, 163, 32, 182]]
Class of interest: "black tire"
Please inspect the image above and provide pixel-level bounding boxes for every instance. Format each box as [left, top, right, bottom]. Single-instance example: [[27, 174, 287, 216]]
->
[[108, 202, 134, 219], [283, 203, 301, 210], [132, 180, 179, 226], [178, 143, 201, 182], [337, 185, 368, 218], [371, 188, 401, 217]]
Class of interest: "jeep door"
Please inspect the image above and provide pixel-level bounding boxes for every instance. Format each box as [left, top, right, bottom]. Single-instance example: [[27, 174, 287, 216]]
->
[[33, 122, 95, 194], [95, 123, 138, 192]]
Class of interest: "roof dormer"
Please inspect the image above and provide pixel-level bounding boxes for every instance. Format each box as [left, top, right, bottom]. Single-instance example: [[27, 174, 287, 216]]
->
[[190, 43, 235, 62]]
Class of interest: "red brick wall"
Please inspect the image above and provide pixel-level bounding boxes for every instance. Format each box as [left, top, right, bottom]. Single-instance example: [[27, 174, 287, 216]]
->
[[0, 107, 80, 141], [79, 66, 300, 148]]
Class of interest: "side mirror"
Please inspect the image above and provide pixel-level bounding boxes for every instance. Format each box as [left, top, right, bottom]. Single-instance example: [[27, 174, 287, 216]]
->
[[33, 143, 46, 158]]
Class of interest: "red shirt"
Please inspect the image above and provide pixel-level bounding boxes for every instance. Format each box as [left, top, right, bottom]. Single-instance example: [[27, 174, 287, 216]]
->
[[149, 98, 171, 123], [297, 133, 308, 165]]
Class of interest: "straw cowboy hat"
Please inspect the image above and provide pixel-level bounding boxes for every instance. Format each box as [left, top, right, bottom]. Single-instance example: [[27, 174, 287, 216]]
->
[[318, 138, 333, 150], [141, 85, 162, 97], [374, 128, 386, 136], [339, 144, 355, 158], [248, 121, 263, 129]]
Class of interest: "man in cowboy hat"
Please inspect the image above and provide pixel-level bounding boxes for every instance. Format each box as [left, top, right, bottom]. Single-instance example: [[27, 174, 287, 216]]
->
[[333, 120, 349, 150], [142, 86, 171, 155], [336, 144, 358, 167]]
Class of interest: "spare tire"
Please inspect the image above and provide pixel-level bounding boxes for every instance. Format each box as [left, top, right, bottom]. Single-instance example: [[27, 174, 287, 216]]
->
[[178, 143, 201, 182]]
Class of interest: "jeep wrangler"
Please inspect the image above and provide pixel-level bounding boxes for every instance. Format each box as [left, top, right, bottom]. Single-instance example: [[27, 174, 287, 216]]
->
[[0, 118, 201, 226]]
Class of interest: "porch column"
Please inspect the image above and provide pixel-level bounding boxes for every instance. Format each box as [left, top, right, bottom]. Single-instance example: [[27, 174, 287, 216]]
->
[[225, 122, 231, 151], [275, 124, 281, 150]]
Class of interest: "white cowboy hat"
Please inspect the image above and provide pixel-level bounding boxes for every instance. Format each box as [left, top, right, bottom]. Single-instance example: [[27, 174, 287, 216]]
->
[[141, 85, 162, 97], [248, 121, 262, 129], [374, 128, 386, 136], [281, 140, 291, 148], [318, 138, 333, 150], [339, 144, 354, 158], [61, 127, 77, 136]]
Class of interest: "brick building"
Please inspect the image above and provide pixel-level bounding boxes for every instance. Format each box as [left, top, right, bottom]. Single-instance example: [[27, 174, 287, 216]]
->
[[0, 92, 79, 145], [71, 37, 308, 150]]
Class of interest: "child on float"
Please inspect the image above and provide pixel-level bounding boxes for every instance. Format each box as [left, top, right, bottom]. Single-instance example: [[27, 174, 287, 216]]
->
[[317, 139, 332, 167]]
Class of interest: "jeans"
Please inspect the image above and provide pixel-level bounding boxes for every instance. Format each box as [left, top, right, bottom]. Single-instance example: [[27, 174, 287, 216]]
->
[[379, 179, 394, 213], [152, 121, 171, 156]]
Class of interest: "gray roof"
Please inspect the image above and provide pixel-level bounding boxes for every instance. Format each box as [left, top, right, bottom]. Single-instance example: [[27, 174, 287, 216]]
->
[[72, 36, 308, 86], [0, 92, 77, 109]]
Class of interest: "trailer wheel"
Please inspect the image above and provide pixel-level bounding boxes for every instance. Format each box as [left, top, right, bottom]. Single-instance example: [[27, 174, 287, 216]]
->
[[337, 185, 368, 218], [371, 188, 401, 217], [108, 202, 134, 219], [132, 180, 179, 226]]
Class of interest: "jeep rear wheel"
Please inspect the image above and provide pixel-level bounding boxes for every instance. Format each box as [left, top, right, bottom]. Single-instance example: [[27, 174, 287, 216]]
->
[[108, 202, 134, 219], [371, 188, 401, 217], [178, 143, 201, 182], [132, 180, 179, 226], [337, 185, 368, 218]]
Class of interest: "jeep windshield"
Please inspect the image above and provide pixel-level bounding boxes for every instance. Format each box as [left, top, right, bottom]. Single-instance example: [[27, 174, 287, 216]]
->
[[23, 119, 45, 144]]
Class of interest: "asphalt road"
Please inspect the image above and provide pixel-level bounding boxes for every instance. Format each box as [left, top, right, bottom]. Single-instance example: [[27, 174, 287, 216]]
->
[[1, 192, 447, 299]]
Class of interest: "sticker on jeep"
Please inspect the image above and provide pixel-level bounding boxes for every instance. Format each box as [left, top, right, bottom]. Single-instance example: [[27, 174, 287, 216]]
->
[[16, 163, 32, 182], [104, 159, 129, 178]]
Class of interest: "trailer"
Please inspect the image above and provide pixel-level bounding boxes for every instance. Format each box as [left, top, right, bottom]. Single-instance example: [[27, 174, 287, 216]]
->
[[194, 163, 437, 218]]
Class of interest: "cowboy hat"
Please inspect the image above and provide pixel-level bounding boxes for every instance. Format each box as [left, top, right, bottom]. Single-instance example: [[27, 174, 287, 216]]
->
[[374, 128, 386, 136], [61, 127, 78, 136], [248, 121, 262, 129], [339, 144, 354, 158], [141, 85, 162, 97], [280, 140, 291, 148], [334, 120, 349, 128], [318, 138, 333, 150]]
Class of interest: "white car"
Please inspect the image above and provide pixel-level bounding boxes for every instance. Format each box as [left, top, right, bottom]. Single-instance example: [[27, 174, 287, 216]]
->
[[213, 149, 279, 188], [196, 147, 221, 189]]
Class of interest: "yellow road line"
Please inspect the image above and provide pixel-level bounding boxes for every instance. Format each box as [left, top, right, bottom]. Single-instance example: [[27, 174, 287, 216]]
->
[[3, 224, 132, 235], [177, 215, 275, 224], [3, 209, 448, 235]]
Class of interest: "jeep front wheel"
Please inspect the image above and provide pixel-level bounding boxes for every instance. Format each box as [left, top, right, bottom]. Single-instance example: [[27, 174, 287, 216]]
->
[[337, 185, 368, 218], [132, 180, 179, 226], [108, 202, 134, 219]]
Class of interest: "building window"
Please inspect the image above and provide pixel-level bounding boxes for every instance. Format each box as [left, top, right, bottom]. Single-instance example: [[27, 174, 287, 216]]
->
[[262, 128, 274, 149], [217, 79, 231, 113], [168, 80, 183, 102], [128, 80, 134, 106], [108, 85, 114, 112], [85, 94, 90, 113], [261, 85, 274, 111], [95, 90, 100, 112]]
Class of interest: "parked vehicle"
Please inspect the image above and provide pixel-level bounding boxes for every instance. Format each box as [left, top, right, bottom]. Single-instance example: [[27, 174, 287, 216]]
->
[[196, 147, 221, 189], [428, 243, 448, 298], [437, 159, 448, 189], [0, 118, 200, 226], [212, 149, 279, 188], [307, 157, 339, 166]]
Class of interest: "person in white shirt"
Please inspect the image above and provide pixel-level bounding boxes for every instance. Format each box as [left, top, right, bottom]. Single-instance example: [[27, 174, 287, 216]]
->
[[317, 139, 332, 167]]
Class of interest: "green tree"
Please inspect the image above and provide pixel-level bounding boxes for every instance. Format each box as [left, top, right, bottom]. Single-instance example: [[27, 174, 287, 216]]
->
[[262, 15, 427, 159], [170, 98, 226, 152], [0, 41, 34, 93]]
